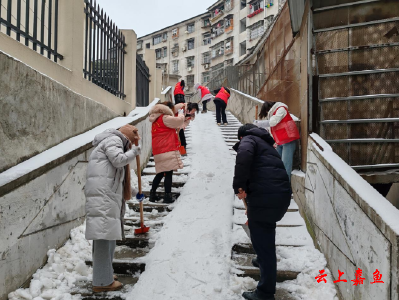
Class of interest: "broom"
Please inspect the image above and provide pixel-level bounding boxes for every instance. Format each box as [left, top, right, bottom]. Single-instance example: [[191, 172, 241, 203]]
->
[[134, 140, 150, 235]]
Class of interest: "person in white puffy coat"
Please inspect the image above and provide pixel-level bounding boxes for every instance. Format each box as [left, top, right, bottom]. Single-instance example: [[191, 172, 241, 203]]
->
[[85, 125, 141, 292]]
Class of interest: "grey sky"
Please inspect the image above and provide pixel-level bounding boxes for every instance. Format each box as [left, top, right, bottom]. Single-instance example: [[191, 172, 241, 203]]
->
[[97, 0, 218, 38]]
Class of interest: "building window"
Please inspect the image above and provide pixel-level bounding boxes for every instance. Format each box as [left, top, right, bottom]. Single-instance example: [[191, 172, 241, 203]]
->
[[187, 38, 195, 50], [249, 21, 264, 40], [211, 42, 224, 58], [155, 48, 163, 59], [240, 17, 246, 33], [203, 18, 211, 27], [163, 47, 167, 58], [171, 43, 179, 57], [225, 37, 233, 54], [162, 32, 168, 41], [137, 41, 143, 50], [187, 23, 195, 33], [202, 72, 210, 84], [202, 52, 211, 64], [186, 75, 194, 87], [240, 41, 246, 56], [153, 34, 162, 45], [186, 56, 195, 68], [225, 0, 233, 12], [146, 43, 150, 49], [172, 60, 179, 73], [211, 21, 225, 38], [249, 0, 264, 13], [203, 33, 212, 45], [172, 28, 179, 39], [240, 0, 246, 9]]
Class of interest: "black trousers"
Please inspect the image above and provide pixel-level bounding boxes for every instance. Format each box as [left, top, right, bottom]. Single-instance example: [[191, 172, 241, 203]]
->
[[202, 101, 207, 111], [214, 99, 227, 124], [179, 129, 186, 148], [248, 218, 280, 298], [152, 170, 173, 193], [174, 94, 185, 104]]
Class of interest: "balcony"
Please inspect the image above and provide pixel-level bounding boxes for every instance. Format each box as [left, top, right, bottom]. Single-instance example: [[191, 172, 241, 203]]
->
[[224, 1, 234, 13], [202, 57, 211, 65], [212, 27, 225, 39], [249, 26, 265, 41], [212, 48, 224, 59], [225, 19, 234, 34], [248, 8, 264, 18], [210, 10, 224, 24], [225, 41, 233, 55]]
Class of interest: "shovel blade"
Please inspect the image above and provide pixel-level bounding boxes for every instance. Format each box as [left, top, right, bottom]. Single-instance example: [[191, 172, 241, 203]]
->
[[134, 226, 150, 235]]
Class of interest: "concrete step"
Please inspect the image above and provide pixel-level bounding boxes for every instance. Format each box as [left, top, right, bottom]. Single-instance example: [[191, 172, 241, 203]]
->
[[127, 201, 172, 213], [116, 236, 150, 248], [232, 243, 304, 255], [142, 171, 189, 176], [85, 259, 145, 275], [149, 181, 185, 188], [236, 266, 299, 282], [70, 275, 138, 299]]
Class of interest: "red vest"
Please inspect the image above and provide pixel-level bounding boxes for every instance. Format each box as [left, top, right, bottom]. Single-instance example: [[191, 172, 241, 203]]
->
[[174, 82, 185, 96], [152, 116, 180, 155], [198, 85, 211, 98], [270, 107, 300, 145], [215, 87, 230, 104]]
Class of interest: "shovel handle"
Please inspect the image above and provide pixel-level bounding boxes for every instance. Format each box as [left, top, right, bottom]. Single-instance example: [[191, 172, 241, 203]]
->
[[140, 201, 144, 227], [255, 105, 259, 120], [134, 140, 142, 194]]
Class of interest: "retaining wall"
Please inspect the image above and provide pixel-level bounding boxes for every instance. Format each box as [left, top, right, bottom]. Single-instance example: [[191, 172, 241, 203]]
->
[[0, 100, 158, 300], [291, 134, 399, 300]]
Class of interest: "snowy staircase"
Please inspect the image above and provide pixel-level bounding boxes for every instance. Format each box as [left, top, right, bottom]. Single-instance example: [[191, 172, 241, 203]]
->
[[70, 127, 194, 299]]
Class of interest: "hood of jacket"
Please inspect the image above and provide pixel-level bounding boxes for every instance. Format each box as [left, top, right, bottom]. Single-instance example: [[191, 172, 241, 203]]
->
[[268, 102, 288, 119], [149, 104, 174, 123], [93, 128, 129, 148], [233, 127, 275, 151]]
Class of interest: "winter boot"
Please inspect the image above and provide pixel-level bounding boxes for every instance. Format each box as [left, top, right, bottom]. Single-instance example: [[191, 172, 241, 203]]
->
[[149, 190, 160, 202], [217, 123, 221, 126], [163, 192, 175, 204], [242, 290, 274, 300], [223, 123, 228, 126], [252, 257, 260, 268]]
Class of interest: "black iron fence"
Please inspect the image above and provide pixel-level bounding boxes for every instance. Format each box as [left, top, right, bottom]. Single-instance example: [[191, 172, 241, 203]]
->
[[84, 0, 126, 99], [136, 54, 150, 107], [0, 0, 62, 62]]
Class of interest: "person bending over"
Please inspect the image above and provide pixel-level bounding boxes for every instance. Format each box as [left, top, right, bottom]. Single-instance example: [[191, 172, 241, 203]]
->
[[149, 102, 185, 203], [213, 86, 230, 125]]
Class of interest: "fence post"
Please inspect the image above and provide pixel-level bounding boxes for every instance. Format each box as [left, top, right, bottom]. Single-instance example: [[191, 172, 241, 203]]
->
[[57, 0, 84, 76], [144, 49, 156, 103], [121, 29, 137, 110]]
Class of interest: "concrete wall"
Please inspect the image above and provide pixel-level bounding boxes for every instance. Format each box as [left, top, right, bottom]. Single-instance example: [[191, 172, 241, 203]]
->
[[0, 51, 118, 173], [0, 102, 157, 300], [292, 134, 399, 300], [0, 0, 137, 116]]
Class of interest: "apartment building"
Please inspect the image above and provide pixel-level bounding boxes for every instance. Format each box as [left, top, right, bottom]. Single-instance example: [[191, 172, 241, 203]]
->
[[137, 0, 279, 94]]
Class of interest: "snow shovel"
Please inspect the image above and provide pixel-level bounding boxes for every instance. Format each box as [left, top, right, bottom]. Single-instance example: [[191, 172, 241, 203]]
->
[[134, 141, 150, 235]]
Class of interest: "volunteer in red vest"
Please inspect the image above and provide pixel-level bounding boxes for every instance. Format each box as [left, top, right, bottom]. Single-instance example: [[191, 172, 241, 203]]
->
[[255, 101, 300, 181], [194, 83, 214, 113], [149, 102, 186, 203], [213, 86, 231, 125], [174, 80, 185, 104]]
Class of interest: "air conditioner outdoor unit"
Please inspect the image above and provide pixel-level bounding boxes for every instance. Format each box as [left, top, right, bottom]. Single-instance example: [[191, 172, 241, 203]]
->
[[188, 67, 192, 72], [185, 30, 189, 34], [205, 64, 209, 69], [182, 46, 187, 52]]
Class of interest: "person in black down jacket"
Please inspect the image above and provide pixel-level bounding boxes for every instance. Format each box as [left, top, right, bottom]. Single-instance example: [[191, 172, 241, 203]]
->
[[233, 124, 291, 300]]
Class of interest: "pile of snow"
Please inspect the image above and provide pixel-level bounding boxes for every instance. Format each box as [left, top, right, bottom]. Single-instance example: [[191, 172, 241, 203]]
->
[[8, 225, 92, 300]]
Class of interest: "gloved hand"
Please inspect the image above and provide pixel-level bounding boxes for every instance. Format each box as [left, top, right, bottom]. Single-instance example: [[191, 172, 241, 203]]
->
[[136, 192, 145, 202], [131, 144, 142, 156]]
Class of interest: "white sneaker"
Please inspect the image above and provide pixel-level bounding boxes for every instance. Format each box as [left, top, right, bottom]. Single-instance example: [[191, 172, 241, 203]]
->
[[217, 123, 221, 126]]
